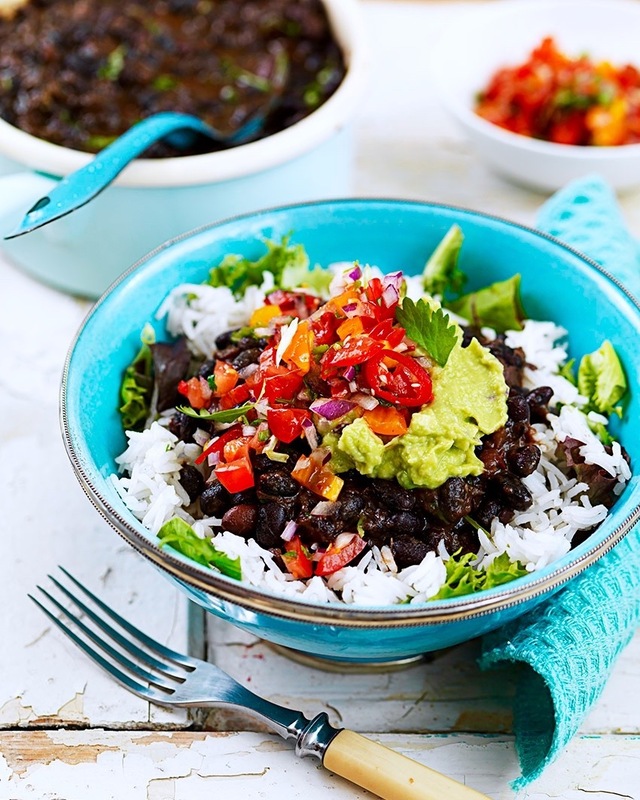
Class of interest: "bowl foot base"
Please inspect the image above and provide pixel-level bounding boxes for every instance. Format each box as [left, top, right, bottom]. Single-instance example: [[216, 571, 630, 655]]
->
[[268, 643, 428, 673]]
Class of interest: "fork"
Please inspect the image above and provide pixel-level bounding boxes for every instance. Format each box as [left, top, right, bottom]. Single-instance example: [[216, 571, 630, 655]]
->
[[30, 568, 491, 800]]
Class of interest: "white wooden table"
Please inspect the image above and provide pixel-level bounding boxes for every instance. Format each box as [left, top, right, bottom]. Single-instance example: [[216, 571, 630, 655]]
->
[[2, 2, 639, 798]]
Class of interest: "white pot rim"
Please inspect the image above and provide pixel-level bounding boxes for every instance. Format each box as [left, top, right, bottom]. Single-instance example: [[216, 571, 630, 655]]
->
[[0, 0, 368, 188]]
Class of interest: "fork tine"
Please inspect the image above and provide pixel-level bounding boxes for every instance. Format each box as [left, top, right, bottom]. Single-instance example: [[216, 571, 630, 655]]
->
[[35, 585, 177, 691], [49, 573, 188, 680], [28, 593, 161, 702], [59, 566, 196, 668]]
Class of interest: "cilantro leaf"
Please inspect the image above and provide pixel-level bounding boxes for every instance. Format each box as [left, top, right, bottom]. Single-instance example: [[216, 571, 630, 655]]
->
[[176, 403, 255, 423], [422, 224, 466, 298], [448, 274, 525, 333], [157, 517, 241, 580], [395, 298, 458, 367]]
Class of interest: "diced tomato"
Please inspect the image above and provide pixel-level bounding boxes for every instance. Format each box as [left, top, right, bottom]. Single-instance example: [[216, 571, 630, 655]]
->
[[218, 382, 251, 410], [291, 453, 344, 501], [261, 367, 305, 404], [267, 408, 311, 444], [320, 336, 384, 378], [315, 534, 367, 576], [213, 360, 239, 397], [364, 277, 384, 302], [310, 311, 341, 346], [362, 350, 433, 408], [222, 436, 251, 463], [282, 536, 314, 580], [363, 405, 408, 436], [177, 376, 212, 410], [368, 319, 406, 349], [215, 456, 254, 492]]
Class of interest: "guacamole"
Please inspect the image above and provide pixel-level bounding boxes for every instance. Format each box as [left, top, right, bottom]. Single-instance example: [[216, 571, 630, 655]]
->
[[333, 337, 508, 489]]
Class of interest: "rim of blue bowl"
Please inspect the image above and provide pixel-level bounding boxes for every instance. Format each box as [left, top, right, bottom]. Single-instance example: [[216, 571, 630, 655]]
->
[[60, 197, 640, 627]]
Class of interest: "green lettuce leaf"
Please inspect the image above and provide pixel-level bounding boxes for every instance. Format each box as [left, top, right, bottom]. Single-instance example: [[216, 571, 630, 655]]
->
[[448, 274, 525, 333], [433, 551, 529, 600], [577, 340, 627, 416], [207, 235, 310, 298], [119, 323, 156, 431], [157, 517, 242, 581], [421, 224, 466, 298]]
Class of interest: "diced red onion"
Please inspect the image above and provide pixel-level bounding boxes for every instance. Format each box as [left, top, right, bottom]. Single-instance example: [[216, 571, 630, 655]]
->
[[242, 425, 257, 437], [301, 417, 319, 450], [311, 501, 339, 516], [352, 393, 379, 410], [334, 532, 357, 549], [382, 283, 399, 308], [384, 271, 403, 291], [238, 363, 259, 381], [207, 451, 221, 466], [309, 398, 356, 419], [342, 365, 356, 381], [342, 301, 362, 318], [348, 265, 362, 281], [193, 428, 210, 447], [281, 520, 298, 542]]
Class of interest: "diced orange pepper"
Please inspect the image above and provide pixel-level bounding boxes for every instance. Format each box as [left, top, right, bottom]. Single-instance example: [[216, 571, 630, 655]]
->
[[291, 455, 344, 501], [363, 405, 408, 437], [249, 304, 282, 327], [282, 320, 312, 374], [337, 317, 364, 340], [223, 436, 252, 463]]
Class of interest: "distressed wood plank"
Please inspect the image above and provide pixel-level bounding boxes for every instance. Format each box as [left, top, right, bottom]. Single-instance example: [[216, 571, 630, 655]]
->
[[0, 263, 199, 729], [1, 730, 639, 800]]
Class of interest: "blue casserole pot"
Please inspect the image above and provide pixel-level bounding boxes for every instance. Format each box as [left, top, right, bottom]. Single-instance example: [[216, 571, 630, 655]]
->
[[61, 199, 640, 664]]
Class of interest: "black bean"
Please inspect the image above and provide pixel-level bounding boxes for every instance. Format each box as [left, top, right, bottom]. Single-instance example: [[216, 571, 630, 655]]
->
[[228, 489, 257, 505], [507, 392, 530, 424], [197, 358, 216, 378], [338, 487, 365, 524], [179, 464, 204, 503], [475, 498, 503, 531], [255, 503, 288, 549], [495, 474, 533, 511], [371, 479, 416, 511], [199, 482, 230, 517], [391, 536, 430, 569], [298, 514, 343, 545], [438, 477, 476, 523], [527, 386, 554, 422], [168, 411, 197, 443], [221, 504, 258, 538], [232, 348, 263, 371], [215, 330, 239, 351], [257, 470, 300, 498], [507, 444, 541, 477]]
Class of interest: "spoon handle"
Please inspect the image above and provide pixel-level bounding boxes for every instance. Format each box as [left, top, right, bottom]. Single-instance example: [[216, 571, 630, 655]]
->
[[4, 112, 214, 239]]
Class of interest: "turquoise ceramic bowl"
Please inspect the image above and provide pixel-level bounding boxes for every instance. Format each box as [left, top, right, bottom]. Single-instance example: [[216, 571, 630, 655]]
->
[[61, 199, 640, 664]]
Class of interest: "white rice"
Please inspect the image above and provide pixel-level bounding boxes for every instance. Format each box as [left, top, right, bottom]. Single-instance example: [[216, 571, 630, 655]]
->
[[111, 281, 631, 606]]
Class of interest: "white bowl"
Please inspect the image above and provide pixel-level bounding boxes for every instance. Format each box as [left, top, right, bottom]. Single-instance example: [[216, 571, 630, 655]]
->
[[430, 0, 640, 194]]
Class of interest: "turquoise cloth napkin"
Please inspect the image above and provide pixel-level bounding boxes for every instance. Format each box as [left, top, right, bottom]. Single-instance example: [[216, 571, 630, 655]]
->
[[479, 175, 640, 790]]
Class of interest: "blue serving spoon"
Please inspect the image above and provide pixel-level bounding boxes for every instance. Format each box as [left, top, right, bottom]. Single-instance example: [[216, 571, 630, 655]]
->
[[5, 50, 289, 240], [3, 111, 269, 240]]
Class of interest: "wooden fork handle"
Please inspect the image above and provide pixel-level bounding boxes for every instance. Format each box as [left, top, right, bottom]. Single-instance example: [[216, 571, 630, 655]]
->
[[322, 729, 492, 800]]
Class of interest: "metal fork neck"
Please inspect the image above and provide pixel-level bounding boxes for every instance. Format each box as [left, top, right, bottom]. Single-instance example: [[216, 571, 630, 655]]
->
[[292, 712, 342, 761]]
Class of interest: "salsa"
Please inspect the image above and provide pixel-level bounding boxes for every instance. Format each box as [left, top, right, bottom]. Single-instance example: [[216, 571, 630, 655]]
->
[[0, 0, 345, 157], [475, 36, 640, 146]]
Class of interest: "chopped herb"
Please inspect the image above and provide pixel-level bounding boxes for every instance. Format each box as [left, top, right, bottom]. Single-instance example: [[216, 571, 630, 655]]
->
[[157, 517, 241, 580], [231, 326, 258, 342], [395, 298, 458, 367], [176, 403, 255, 423], [153, 74, 178, 92], [448, 274, 525, 333], [206, 375, 217, 391], [98, 45, 127, 81], [558, 358, 577, 386]]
